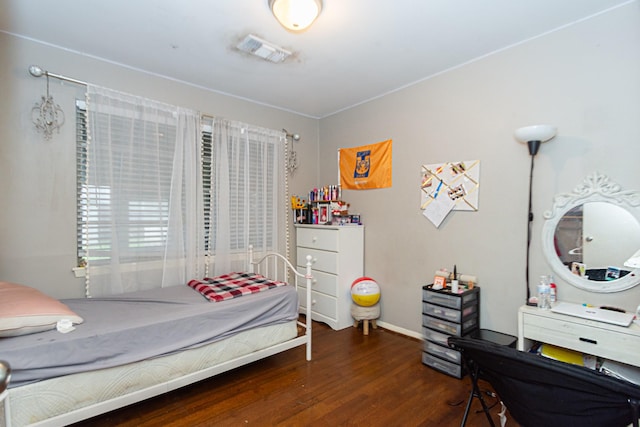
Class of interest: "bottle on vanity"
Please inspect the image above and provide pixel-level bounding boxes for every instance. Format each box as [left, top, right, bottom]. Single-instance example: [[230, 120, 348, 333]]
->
[[537, 275, 551, 310], [549, 274, 557, 304]]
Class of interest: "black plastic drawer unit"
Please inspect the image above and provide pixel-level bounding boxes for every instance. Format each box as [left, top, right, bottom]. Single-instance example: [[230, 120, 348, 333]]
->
[[421, 284, 480, 379]]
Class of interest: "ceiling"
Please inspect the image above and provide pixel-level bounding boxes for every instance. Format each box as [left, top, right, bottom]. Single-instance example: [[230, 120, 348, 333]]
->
[[0, 0, 633, 118]]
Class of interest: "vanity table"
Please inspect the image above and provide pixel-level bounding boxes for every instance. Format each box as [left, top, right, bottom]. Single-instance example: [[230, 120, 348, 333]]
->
[[518, 173, 640, 368], [518, 304, 640, 368]]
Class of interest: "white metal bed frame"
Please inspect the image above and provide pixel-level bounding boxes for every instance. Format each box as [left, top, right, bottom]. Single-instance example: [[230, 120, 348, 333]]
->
[[1, 247, 313, 427], [248, 246, 313, 361]]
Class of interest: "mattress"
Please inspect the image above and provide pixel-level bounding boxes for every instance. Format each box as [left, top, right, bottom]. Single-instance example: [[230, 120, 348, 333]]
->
[[3, 320, 297, 426], [1, 284, 298, 388]]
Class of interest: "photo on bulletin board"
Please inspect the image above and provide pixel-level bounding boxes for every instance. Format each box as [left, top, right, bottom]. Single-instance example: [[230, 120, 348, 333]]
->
[[420, 160, 480, 212]]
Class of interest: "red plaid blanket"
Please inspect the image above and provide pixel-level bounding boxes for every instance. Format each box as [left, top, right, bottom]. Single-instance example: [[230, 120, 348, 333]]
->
[[187, 272, 286, 302]]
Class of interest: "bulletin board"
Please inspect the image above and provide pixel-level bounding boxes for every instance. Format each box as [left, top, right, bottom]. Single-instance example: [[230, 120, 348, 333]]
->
[[420, 160, 480, 227]]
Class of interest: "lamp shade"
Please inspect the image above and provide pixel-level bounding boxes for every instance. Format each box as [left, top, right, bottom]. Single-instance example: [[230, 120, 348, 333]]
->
[[514, 125, 557, 143], [269, 0, 322, 32]]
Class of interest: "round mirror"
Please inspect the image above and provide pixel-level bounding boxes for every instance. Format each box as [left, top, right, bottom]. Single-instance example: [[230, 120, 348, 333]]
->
[[542, 173, 640, 292]]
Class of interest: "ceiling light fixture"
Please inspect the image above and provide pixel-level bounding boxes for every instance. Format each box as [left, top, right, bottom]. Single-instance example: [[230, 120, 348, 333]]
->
[[269, 0, 322, 32], [515, 125, 557, 306]]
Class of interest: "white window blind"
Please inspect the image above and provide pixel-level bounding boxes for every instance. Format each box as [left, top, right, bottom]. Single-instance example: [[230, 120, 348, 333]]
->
[[76, 101, 176, 266], [77, 102, 285, 285], [76, 101, 88, 267], [201, 118, 284, 275]]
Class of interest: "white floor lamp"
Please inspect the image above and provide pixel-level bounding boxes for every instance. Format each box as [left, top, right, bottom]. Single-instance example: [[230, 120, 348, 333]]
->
[[515, 125, 557, 305]]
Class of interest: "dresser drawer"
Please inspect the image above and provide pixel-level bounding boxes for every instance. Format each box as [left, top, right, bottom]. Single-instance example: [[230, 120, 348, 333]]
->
[[422, 285, 478, 309], [521, 312, 640, 366], [424, 315, 477, 336], [297, 227, 338, 251], [423, 302, 477, 323], [423, 327, 449, 346], [298, 287, 337, 320], [424, 340, 462, 364], [297, 247, 338, 274], [298, 267, 338, 297], [422, 352, 463, 378]]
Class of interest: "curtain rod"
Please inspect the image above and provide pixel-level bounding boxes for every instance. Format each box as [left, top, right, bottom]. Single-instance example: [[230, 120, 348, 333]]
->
[[27, 65, 298, 138], [28, 65, 217, 124], [28, 65, 87, 86]]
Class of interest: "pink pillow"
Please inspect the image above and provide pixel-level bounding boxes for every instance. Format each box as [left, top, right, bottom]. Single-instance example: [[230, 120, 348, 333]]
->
[[0, 281, 84, 337]]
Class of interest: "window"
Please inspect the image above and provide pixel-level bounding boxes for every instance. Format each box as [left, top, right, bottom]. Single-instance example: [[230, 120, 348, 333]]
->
[[200, 119, 282, 256], [76, 101, 176, 266], [77, 104, 283, 270]]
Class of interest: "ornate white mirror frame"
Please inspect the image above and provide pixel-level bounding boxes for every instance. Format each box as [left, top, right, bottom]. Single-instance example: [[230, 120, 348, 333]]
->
[[542, 172, 640, 292]]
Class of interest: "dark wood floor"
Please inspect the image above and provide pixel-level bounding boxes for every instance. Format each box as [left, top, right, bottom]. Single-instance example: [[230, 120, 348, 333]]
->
[[73, 321, 502, 427]]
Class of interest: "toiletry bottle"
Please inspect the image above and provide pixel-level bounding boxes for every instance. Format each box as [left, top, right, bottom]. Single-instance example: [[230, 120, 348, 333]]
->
[[537, 275, 551, 310], [549, 274, 557, 303]]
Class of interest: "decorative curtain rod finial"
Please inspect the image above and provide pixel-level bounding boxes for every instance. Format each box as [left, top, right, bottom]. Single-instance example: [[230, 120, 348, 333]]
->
[[282, 128, 300, 141], [29, 65, 45, 78]]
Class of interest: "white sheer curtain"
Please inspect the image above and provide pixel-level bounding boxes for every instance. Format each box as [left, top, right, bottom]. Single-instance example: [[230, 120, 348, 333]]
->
[[161, 108, 205, 288], [84, 85, 203, 296], [207, 118, 285, 275]]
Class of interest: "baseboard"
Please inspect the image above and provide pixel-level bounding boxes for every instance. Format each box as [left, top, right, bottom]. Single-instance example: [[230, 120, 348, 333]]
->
[[376, 320, 423, 340]]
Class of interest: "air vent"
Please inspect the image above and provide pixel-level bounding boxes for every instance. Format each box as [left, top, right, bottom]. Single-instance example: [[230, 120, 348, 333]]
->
[[236, 34, 291, 63]]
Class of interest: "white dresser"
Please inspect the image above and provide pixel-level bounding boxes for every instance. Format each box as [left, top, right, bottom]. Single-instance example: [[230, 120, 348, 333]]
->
[[295, 225, 364, 330], [518, 304, 640, 368]]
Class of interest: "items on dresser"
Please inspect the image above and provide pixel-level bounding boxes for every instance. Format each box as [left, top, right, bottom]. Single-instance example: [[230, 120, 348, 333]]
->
[[433, 269, 477, 291], [309, 184, 341, 202], [296, 225, 364, 330], [421, 285, 479, 378], [291, 185, 361, 225], [550, 301, 634, 327]]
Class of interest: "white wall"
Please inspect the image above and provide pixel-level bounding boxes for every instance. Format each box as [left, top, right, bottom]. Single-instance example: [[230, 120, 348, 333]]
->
[[1, 3, 639, 339], [0, 31, 319, 299], [318, 3, 640, 337]]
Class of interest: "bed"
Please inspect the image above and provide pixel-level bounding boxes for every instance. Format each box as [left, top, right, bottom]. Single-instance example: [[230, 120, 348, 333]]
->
[[0, 247, 313, 427]]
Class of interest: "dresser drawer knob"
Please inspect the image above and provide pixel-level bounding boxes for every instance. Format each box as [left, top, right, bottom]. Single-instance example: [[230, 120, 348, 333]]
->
[[312, 237, 317, 243], [579, 337, 598, 345], [312, 299, 317, 306]]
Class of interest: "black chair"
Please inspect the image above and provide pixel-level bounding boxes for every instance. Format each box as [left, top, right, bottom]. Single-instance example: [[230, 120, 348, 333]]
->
[[448, 336, 640, 427]]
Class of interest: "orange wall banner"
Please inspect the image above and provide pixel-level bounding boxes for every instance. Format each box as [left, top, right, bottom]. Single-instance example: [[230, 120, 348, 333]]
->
[[339, 139, 392, 190]]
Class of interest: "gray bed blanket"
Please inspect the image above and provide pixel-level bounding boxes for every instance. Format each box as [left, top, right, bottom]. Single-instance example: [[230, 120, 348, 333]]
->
[[1, 284, 298, 388]]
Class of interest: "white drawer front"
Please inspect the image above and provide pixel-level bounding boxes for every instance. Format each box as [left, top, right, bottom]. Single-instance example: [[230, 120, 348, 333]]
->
[[297, 227, 338, 252], [297, 287, 337, 320], [297, 247, 338, 275], [522, 313, 640, 366], [298, 267, 338, 297]]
